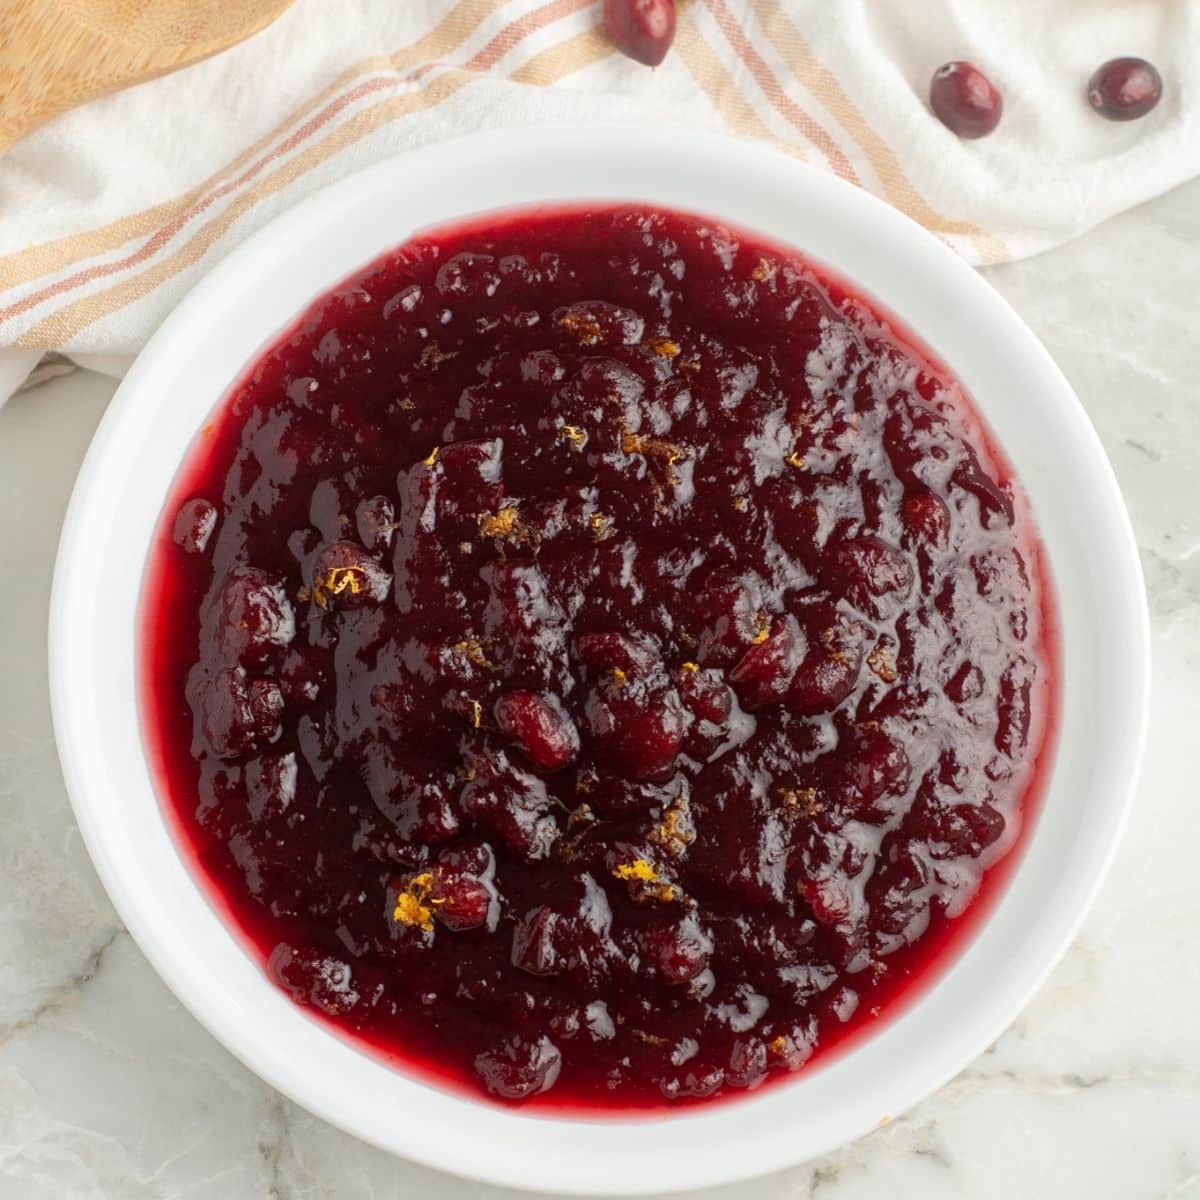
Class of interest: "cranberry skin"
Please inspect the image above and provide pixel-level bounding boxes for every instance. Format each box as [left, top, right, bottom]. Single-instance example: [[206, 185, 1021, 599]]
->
[[460, 745, 560, 861], [309, 540, 391, 609], [604, 0, 675, 67], [173, 498, 218, 554], [418, 861, 497, 931], [193, 666, 282, 758], [901, 491, 951, 550], [728, 617, 804, 710], [678, 667, 733, 724], [930, 61, 1003, 139], [216, 568, 295, 667], [584, 679, 690, 782], [474, 1034, 562, 1101], [574, 631, 659, 678], [1088, 57, 1162, 121], [821, 537, 914, 620], [494, 690, 581, 771], [267, 943, 359, 1016], [644, 917, 712, 984]]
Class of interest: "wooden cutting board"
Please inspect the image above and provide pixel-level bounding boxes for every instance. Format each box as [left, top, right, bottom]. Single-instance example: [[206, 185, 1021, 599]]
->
[[0, 0, 294, 157]]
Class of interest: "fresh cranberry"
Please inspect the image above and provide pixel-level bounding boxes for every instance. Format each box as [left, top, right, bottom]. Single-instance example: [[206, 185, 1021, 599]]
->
[[494, 690, 581, 771], [930, 61, 1003, 139], [1088, 57, 1162, 121], [604, 0, 676, 67]]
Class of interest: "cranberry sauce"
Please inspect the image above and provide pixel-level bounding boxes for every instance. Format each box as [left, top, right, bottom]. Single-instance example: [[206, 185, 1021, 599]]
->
[[142, 205, 1056, 1110]]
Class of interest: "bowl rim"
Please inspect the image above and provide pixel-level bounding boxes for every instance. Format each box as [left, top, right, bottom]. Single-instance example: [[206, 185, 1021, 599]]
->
[[49, 122, 1149, 1195]]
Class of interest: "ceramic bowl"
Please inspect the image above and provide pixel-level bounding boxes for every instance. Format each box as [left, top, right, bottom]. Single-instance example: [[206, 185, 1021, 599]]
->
[[50, 124, 1149, 1195]]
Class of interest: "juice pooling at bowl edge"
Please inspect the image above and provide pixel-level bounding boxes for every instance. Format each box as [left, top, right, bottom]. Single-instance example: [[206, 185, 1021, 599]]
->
[[142, 205, 1056, 1110]]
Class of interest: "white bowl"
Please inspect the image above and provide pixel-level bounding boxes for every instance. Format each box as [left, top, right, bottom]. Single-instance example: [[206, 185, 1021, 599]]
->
[[50, 125, 1149, 1195]]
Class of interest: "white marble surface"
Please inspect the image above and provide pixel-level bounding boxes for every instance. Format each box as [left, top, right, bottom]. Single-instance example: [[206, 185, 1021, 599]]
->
[[1, 177, 1198, 1199]]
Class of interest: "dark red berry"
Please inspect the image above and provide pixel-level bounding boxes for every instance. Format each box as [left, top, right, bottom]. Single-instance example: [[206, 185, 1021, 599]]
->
[[267, 943, 360, 1016], [644, 917, 711, 984], [728, 617, 804, 710], [308, 540, 391, 609], [428, 862, 497, 931], [1088, 57, 1162, 121], [574, 631, 659, 678], [216, 568, 295, 666], [584, 678, 690, 782], [173, 498, 218, 554], [787, 618, 870, 715], [474, 1034, 562, 1100], [820, 537, 914, 620], [604, 0, 676, 67], [494, 690, 581, 771], [901, 491, 951, 549], [930, 61, 1003, 139]]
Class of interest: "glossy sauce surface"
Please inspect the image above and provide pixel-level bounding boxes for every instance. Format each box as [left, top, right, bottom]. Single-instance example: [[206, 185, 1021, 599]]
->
[[143, 205, 1055, 1109]]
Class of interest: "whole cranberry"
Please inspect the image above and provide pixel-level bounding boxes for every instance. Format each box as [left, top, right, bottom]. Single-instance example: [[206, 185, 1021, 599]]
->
[[604, 0, 675, 67], [308, 540, 391, 610], [901, 491, 951, 550], [929, 61, 1003, 139], [417, 860, 497, 931], [494, 690, 581, 772], [173, 498, 218, 554], [474, 1034, 562, 1101], [1087, 57, 1162, 121], [728, 616, 804, 710], [216, 568, 295, 667], [584, 678, 690, 782], [644, 916, 712, 985]]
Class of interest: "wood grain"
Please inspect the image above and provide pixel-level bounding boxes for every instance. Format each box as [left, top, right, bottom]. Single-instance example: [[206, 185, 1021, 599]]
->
[[0, 0, 293, 156]]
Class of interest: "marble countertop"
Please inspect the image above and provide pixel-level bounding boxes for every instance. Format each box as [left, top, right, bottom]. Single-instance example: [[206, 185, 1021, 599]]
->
[[1, 176, 1197, 1200]]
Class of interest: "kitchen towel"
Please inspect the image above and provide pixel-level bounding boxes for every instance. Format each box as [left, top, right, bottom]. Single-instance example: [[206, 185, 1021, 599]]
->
[[1, 0, 1196, 403]]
